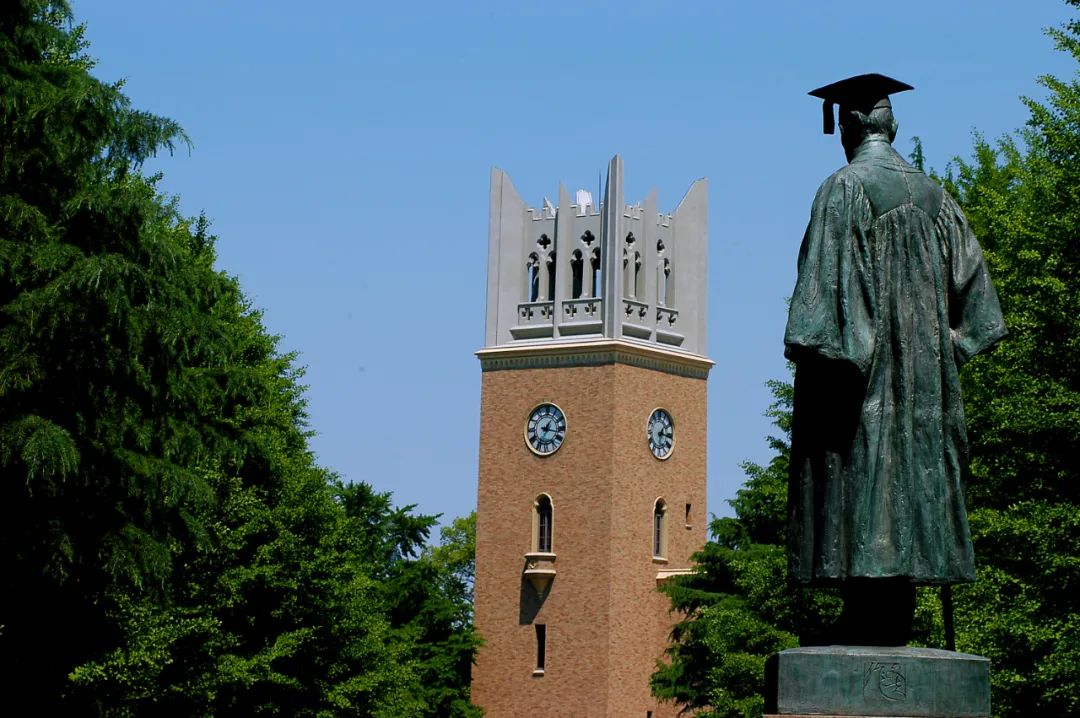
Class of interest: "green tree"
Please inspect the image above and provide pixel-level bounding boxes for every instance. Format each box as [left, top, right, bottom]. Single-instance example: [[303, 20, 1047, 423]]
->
[[942, 3, 1080, 713], [426, 512, 477, 605], [0, 0, 239, 704], [70, 477, 436, 717], [0, 4, 480, 715], [405, 512, 481, 718]]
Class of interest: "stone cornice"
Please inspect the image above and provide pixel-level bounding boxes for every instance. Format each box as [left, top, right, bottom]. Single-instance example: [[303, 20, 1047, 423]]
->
[[476, 339, 713, 380]]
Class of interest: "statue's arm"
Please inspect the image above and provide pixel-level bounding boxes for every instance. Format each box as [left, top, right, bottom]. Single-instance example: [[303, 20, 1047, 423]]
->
[[785, 172, 876, 375], [938, 192, 1008, 366]]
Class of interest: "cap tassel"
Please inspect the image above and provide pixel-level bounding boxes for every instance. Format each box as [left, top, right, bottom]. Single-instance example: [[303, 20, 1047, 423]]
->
[[823, 100, 835, 134]]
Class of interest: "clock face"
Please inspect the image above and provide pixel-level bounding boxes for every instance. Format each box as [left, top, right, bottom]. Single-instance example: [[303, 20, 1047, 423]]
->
[[648, 408, 674, 460], [525, 403, 566, 456]]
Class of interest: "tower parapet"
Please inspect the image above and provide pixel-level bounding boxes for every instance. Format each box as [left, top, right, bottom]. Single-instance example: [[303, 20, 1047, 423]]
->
[[485, 155, 708, 356]]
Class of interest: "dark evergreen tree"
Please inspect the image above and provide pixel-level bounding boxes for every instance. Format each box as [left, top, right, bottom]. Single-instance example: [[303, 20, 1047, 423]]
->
[[1, 0, 222, 704], [1, 3, 479, 715]]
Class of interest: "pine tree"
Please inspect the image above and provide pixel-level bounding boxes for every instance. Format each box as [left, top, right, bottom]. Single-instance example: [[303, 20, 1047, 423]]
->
[[1, 4, 480, 714]]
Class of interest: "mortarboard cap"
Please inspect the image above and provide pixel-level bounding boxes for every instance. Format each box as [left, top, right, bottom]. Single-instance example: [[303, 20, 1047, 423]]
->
[[809, 73, 914, 134]]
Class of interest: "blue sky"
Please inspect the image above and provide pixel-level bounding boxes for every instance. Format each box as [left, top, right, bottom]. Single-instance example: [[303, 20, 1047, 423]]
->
[[74, 1, 1076, 528]]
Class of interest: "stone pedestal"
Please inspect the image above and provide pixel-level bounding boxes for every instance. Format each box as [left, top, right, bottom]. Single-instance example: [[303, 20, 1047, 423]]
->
[[764, 646, 989, 718]]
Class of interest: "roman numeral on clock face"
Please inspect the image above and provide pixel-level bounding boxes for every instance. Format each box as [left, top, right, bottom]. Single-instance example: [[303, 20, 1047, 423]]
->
[[648, 408, 675, 460], [525, 403, 566, 456]]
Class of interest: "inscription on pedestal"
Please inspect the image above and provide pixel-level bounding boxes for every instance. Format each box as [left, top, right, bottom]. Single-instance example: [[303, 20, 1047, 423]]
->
[[864, 661, 906, 702], [765, 646, 990, 717]]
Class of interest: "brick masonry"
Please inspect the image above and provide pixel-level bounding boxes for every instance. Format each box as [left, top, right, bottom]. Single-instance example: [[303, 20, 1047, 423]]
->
[[472, 358, 707, 717]]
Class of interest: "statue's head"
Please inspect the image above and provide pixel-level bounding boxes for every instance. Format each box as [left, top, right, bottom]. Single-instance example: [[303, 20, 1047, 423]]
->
[[838, 101, 899, 161], [808, 73, 912, 161]]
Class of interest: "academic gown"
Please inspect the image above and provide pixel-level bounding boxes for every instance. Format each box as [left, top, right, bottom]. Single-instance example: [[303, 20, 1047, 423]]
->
[[784, 138, 1007, 585]]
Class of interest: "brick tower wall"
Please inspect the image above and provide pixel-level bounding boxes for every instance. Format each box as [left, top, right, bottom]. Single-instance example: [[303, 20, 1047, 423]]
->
[[472, 360, 706, 717]]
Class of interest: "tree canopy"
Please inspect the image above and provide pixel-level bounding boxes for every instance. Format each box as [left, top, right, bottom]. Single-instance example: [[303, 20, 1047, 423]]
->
[[942, 3, 1080, 712], [0, 2, 478, 714]]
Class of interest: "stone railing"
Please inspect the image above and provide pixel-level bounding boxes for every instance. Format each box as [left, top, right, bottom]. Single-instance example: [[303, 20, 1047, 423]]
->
[[656, 307, 678, 327], [510, 301, 555, 340], [517, 301, 554, 323], [562, 298, 601, 320], [622, 299, 649, 321]]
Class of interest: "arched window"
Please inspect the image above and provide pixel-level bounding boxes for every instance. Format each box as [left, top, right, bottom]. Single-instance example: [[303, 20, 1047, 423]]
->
[[623, 233, 638, 299], [633, 251, 643, 300], [660, 258, 672, 306], [590, 248, 601, 297], [570, 250, 584, 299], [653, 499, 667, 558], [534, 494, 553, 553], [546, 252, 556, 302], [526, 253, 540, 302], [663, 259, 673, 307], [657, 262, 667, 307], [622, 248, 630, 297]]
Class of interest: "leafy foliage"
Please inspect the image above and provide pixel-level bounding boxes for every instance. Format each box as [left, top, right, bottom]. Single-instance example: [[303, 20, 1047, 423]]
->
[[70, 476, 440, 717], [0, 3, 479, 715], [941, 4, 1080, 713], [407, 512, 481, 718]]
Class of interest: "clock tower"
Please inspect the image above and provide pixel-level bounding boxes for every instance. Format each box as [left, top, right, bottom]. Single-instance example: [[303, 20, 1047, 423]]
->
[[472, 156, 711, 717]]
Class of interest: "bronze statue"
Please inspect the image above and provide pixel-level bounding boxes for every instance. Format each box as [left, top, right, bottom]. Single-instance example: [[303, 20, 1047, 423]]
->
[[785, 74, 1007, 644]]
